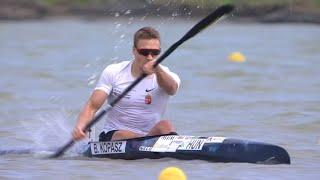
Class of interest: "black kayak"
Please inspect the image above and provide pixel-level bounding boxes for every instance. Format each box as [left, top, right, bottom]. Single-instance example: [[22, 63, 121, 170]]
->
[[83, 134, 290, 164]]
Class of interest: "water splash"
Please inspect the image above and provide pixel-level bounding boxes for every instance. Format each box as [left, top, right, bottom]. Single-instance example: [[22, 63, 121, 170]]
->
[[140, 15, 147, 21], [120, 34, 126, 39], [0, 110, 89, 157], [115, 23, 122, 29], [146, 0, 154, 4], [128, 17, 134, 25], [84, 63, 91, 68], [114, 12, 120, 18], [87, 73, 97, 86], [124, 10, 132, 15]]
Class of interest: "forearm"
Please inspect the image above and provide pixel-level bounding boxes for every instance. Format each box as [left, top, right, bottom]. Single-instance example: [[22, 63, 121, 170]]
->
[[75, 103, 97, 130], [155, 66, 178, 95], [75, 90, 107, 130]]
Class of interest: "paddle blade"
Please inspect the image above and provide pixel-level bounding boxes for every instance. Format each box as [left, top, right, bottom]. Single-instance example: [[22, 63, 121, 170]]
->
[[181, 4, 234, 42]]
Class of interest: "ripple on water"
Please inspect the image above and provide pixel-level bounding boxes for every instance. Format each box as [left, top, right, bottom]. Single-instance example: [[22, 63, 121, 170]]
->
[[0, 92, 15, 101], [29, 71, 55, 79]]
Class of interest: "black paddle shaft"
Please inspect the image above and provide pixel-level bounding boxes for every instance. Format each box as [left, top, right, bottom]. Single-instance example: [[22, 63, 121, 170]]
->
[[50, 4, 234, 158]]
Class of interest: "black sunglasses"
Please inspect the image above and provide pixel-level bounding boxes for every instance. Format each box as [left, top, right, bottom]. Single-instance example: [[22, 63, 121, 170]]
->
[[137, 48, 161, 57]]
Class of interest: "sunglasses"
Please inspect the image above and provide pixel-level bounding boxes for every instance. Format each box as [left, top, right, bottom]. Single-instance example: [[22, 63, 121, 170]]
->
[[137, 48, 161, 57]]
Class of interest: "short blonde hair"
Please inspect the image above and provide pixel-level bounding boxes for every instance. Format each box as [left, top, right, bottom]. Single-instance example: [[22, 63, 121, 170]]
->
[[134, 27, 160, 47]]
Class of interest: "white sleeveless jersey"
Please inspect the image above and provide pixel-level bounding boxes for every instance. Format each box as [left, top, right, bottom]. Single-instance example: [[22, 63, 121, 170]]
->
[[95, 61, 180, 135]]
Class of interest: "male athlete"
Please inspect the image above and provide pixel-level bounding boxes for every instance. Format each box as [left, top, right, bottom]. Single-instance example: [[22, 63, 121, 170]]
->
[[72, 27, 180, 141]]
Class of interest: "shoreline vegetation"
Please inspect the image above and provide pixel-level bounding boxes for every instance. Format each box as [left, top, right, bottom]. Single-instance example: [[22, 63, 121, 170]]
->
[[1, 0, 320, 24]]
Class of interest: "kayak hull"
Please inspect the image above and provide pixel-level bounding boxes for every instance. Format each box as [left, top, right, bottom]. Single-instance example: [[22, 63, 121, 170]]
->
[[83, 135, 290, 164]]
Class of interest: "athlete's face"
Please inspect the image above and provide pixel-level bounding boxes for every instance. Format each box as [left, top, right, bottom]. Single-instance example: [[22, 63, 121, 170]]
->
[[133, 39, 161, 67]]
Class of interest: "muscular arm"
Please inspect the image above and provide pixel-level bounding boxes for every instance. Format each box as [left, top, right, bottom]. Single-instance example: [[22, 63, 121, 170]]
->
[[72, 90, 108, 140], [143, 60, 179, 95], [155, 65, 178, 95]]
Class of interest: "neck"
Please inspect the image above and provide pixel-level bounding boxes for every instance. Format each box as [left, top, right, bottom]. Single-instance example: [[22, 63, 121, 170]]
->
[[131, 59, 153, 79], [131, 59, 142, 78]]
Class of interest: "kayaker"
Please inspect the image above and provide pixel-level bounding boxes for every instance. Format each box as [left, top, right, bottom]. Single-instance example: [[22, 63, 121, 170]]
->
[[72, 27, 180, 141]]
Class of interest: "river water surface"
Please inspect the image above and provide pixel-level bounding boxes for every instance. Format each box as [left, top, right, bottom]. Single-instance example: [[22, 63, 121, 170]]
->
[[0, 17, 319, 179]]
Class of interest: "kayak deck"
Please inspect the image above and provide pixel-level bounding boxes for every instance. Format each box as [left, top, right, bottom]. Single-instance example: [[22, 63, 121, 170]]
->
[[83, 134, 290, 164]]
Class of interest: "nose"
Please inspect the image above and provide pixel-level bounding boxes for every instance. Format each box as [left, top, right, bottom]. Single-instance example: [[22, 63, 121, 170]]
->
[[146, 53, 154, 60]]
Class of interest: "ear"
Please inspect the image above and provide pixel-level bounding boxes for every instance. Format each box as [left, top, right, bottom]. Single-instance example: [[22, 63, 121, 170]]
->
[[132, 46, 138, 56], [132, 46, 136, 53]]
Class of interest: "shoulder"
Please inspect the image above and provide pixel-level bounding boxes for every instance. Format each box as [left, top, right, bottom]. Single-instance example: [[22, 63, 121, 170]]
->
[[158, 64, 171, 73], [102, 61, 131, 75], [159, 64, 181, 84], [159, 64, 179, 77]]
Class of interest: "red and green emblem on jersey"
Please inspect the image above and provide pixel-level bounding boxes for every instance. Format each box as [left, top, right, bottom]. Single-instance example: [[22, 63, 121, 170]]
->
[[145, 94, 152, 104]]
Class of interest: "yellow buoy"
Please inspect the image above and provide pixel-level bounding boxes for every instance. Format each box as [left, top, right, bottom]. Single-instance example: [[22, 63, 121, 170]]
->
[[158, 167, 187, 180], [228, 52, 246, 63]]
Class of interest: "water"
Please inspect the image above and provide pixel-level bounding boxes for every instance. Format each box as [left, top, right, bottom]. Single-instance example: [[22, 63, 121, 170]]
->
[[0, 17, 319, 179]]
